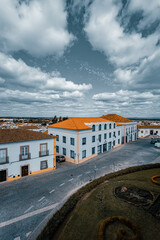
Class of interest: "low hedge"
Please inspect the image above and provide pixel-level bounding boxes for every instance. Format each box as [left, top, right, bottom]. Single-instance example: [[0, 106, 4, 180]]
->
[[98, 216, 142, 240], [37, 163, 160, 240]]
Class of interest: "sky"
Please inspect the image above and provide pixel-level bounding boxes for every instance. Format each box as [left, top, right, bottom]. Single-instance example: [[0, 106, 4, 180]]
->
[[0, 0, 160, 118]]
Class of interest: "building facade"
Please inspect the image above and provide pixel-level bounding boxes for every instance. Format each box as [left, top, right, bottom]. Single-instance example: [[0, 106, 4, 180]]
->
[[101, 114, 137, 144], [138, 125, 160, 138], [0, 129, 56, 183], [48, 118, 122, 164]]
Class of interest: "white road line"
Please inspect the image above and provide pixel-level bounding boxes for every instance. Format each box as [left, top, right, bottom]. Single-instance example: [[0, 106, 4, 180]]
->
[[85, 171, 90, 174], [60, 183, 65, 187], [49, 189, 55, 194], [38, 196, 45, 202], [68, 178, 73, 182], [26, 231, 31, 237], [24, 205, 33, 214], [14, 237, 20, 240], [0, 202, 59, 228], [78, 174, 82, 177]]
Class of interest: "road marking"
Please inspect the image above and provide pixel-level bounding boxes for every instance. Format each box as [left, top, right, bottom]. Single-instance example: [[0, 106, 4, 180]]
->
[[68, 178, 73, 181], [14, 237, 20, 240], [26, 231, 31, 237], [38, 196, 45, 202], [60, 183, 65, 187], [0, 203, 59, 228], [24, 205, 34, 214], [49, 189, 55, 194], [85, 171, 90, 174], [78, 174, 82, 177]]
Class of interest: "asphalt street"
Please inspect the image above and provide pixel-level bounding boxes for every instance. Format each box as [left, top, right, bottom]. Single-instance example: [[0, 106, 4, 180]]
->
[[0, 137, 160, 240]]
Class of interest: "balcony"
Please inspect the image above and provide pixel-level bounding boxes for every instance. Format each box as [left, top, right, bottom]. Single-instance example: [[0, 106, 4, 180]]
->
[[39, 150, 49, 157], [19, 153, 31, 161], [0, 156, 9, 164]]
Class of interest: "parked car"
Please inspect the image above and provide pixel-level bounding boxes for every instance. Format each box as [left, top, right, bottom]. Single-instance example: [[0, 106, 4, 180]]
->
[[155, 142, 160, 148], [150, 137, 159, 144], [56, 155, 65, 163]]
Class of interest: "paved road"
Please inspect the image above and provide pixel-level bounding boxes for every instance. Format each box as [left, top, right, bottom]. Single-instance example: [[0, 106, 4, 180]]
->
[[0, 138, 160, 240]]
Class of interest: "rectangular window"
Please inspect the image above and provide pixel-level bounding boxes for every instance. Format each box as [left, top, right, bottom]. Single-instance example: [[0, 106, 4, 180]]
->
[[0, 149, 7, 164], [113, 132, 116, 137], [40, 160, 48, 170], [70, 138, 75, 145], [98, 134, 101, 142], [104, 133, 107, 139], [20, 146, 29, 160], [109, 132, 111, 138], [56, 135, 59, 141], [118, 139, 120, 144], [92, 136, 95, 142], [118, 131, 120, 136], [109, 123, 112, 129], [63, 136, 66, 143], [92, 147, 95, 154], [40, 143, 48, 156], [104, 124, 107, 130], [56, 146, 59, 153], [82, 150, 86, 159], [63, 148, 66, 156], [70, 150, 75, 159], [82, 137, 86, 145]]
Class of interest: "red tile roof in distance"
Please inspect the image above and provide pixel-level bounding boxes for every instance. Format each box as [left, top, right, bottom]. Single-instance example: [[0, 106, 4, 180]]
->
[[101, 114, 133, 123], [137, 125, 160, 129], [0, 129, 56, 144], [49, 117, 114, 131]]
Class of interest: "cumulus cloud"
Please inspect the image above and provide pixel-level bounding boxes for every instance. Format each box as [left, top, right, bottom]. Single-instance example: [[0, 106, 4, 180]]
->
[[84, 0, 159, 67], [93, 90, 157, 106], [0, 0, 74, 56], [0, 52, 92, 91]]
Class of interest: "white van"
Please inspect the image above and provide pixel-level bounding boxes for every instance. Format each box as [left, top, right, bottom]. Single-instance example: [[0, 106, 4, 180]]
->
[[155, 142, 160, 148]]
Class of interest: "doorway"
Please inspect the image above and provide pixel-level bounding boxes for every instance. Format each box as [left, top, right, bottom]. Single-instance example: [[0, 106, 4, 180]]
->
[[150, 130, 153, 135], [103, 143, 107, 152], [21, 165, 29, 177], [97, 145, 102, 155], [0, 170, 7, 182]]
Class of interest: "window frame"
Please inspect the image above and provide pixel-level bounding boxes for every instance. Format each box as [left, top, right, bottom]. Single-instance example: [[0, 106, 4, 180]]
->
[[20, 145, 30, 160], [92, 135, 95, 143], [82, 150, 86, 159], [63, 148, 66, 156], [0, 148, 8, 164], [40, 160, 48, 170], [70, 137, 75, 146], [40, 143, 48, 157], [63, 136, 66, 143], [82, 137, 86, 145], [104, 124, 107, 130]]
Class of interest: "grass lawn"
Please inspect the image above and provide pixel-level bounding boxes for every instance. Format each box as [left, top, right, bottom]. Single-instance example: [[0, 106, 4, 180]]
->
[[53, 168, 160, 240]]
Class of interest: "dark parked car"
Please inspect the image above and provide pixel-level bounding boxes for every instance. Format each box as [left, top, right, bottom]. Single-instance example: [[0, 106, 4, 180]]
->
[[150, 137, 160, 144], [56, 155, 65, 163]]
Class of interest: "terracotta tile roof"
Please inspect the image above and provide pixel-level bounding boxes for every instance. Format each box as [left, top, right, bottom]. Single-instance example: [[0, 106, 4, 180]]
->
[[49, 117, 113, 131], [137, 125, 160, 129], [19, 126, 39, 130], [0, 129, 56, 144], [101, 114, 133, 123], [43, 130, 49, 135]]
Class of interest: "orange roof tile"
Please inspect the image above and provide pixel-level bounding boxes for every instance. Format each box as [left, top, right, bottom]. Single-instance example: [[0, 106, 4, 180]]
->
[[0, 129, 56, 144], [137, 125, 160, 129], [101, 114, 133, 123], [49, 117, 113, 131], [43, 130, 49, 135]]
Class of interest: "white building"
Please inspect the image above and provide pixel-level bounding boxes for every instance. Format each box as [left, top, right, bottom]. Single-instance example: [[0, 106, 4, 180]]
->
[[0, 129, 56, 183], [101, 114, 137, 144], [48, 117, 122, 164], [138, 125, 160, 138]]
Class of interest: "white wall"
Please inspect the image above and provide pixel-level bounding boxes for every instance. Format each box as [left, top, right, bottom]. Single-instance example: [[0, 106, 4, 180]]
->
[[0, 138, 54, 179], [138, 128, 160, 138]]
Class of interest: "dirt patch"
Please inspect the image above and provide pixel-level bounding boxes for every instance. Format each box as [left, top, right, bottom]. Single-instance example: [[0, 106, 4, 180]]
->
[[149, 195, 160, 219], [115, 185, 153, 206]]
